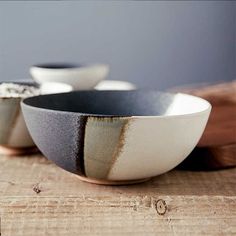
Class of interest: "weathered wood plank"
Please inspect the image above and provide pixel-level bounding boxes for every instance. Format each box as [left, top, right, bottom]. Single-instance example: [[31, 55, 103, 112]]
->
[[0, 154, 235, 235], [1, 196, 235, 236], [0, 155, 235, 197]]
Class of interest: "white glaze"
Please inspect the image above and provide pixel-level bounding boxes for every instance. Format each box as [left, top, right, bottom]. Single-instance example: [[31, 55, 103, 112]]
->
[[0, 82, 72, 149], [30, 64, 109, 90], [107, 93, 211, 180], [7, 109, 34, 147], [95, 80, 136, 91]]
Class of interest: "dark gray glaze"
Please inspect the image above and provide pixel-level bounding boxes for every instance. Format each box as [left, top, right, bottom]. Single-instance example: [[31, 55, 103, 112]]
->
[[22, 90, 175, 116], [21, 90, 175, 177], [32, 63, 82, 69], [21, 105, 87, 175], [1, 81, 38, 87]]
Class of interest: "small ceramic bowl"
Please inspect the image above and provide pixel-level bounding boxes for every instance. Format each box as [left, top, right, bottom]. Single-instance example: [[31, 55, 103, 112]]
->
[[21, 90, 211, 185], [95, 80, 136, 90], [30, 63, 109, 90], [0, 81, 72, 155]]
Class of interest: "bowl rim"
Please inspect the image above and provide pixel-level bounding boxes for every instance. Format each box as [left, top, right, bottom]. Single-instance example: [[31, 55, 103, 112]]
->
[[30, 63, 109, 71], [0, 81, 73, 99], [21, 90, 212, 119], [0, 81, 38, 100]]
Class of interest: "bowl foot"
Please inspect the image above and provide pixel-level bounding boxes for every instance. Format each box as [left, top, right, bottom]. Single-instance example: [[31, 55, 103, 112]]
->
[[76, 175, 151, 185], [0, 145, 39, 156]]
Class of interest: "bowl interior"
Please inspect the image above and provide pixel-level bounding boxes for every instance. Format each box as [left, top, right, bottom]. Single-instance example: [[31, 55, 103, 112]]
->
[[23, 90, 210, 117], [33, 63, 82, 69]]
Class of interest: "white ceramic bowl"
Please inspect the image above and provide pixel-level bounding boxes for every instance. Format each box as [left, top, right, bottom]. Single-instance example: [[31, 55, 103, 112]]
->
[[30, 63, 109, 90], [40, 82, 72, 94], [0, 81, 72, 155], [95, 80, 136, 90]]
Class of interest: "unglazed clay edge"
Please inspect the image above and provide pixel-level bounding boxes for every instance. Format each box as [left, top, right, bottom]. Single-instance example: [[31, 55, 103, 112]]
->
[[106, 118, 131, 179]]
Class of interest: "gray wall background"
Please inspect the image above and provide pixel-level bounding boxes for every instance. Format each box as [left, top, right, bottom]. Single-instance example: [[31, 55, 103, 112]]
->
[[0, 1, 235, 89]]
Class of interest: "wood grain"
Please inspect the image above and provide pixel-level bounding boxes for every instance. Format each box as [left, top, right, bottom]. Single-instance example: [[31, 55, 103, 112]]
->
[[197, 105, 236, 147], [1, 196, 236, 236], [0, 154, 235, 236], [172, 80, 236, 106]]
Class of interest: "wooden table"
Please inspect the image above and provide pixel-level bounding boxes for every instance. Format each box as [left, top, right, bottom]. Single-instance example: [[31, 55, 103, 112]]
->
[[0, 154, 235, 236]]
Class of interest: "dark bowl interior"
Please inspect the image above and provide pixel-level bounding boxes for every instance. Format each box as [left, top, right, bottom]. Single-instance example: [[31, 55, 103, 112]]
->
[[0, 81, 37, 87], [33, 63, 82, 69], [23, 90, 177, 116]]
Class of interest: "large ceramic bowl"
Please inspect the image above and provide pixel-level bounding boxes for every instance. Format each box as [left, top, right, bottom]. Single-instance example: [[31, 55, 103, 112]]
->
[[21, 90, 211, 185], [0, 81, 72, 155], [30, 63, 109, 90]]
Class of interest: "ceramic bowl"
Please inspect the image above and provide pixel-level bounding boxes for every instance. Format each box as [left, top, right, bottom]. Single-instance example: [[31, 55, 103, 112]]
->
[[95, 80, 136, 91], [0, 81, 72, 155], [21, 90, 211, 185], [30, 63, 109, 90]]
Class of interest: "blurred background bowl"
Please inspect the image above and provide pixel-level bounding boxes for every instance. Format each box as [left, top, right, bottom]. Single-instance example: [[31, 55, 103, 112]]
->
[[30, 63, 109, 90], [95, 80, 136, 91], [0, 81, 72, 155], [40, 81, 73, 94]]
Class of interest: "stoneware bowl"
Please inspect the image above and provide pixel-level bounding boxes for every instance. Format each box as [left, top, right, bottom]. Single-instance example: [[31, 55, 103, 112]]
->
[[95, 80, 136, 91], [21, 90, 211, 185], [0, 81, 72, 155], [30, 63, 109, 90]]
